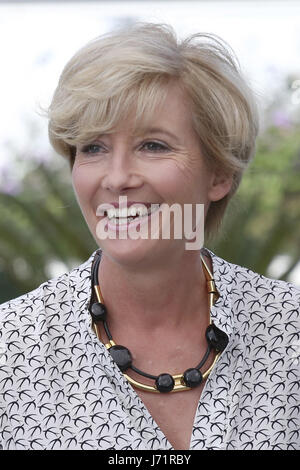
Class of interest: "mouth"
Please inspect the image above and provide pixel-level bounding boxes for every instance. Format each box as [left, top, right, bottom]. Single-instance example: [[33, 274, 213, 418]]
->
[[103, 203, 162, 229]]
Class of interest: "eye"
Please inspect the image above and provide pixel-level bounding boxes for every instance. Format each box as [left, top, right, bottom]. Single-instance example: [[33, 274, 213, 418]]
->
[[141, 141, 169, 153], [79, 143, 105, 155]]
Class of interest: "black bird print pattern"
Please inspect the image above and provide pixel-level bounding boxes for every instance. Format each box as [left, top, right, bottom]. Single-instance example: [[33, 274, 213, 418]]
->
[[0, 248, 299, 450]]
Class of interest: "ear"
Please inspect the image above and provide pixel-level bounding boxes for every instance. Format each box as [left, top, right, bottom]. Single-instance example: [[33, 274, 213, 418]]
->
[[208, 172, 233, 202]]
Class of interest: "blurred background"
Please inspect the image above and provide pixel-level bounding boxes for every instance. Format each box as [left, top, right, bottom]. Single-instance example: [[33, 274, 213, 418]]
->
[[0, 0, 300, 303]]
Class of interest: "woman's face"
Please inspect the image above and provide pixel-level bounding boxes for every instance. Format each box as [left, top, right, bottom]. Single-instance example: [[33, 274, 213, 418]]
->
[[72, 82, 231, 267]]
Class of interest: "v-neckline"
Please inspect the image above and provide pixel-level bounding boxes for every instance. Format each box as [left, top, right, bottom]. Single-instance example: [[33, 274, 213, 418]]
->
[[84, 246, 233, 450]]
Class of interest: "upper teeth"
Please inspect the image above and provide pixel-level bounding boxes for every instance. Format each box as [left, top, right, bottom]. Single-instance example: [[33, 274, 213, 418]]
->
[[106, 204, 160, 219]]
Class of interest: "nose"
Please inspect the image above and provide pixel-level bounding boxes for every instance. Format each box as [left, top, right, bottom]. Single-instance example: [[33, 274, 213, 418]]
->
[[101, 147, 142, 193]]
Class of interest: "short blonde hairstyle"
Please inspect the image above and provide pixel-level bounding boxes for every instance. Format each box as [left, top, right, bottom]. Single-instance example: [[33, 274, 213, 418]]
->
[[47, 22, 260, 241]]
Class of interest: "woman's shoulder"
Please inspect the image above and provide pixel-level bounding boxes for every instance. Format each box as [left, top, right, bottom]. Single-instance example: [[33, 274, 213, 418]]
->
[[229, 260, 300, 338], [207, 248, 300, 304], [205, 248, 300, 341], [227, 256, 300, 309], [0, 250, 98, 327], [0, 272, 68, 333], [207, 250, 299, 377]]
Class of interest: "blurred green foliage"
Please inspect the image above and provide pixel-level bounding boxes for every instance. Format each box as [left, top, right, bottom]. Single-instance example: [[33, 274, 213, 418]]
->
[[0, 122, 299, 304], [209, 124, 300, 279], [0, 160, 97, 303]]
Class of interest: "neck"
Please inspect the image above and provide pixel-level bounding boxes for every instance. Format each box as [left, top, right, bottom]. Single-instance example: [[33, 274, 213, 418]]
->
[[97, 248, 210, 331]]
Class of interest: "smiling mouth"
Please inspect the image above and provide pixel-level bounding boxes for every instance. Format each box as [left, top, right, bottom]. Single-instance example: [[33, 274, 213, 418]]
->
[[104, 204, 161, 225]]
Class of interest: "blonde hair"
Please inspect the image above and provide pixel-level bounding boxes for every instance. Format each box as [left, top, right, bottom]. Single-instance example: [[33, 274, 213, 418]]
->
[[47, 22, 260, 241]]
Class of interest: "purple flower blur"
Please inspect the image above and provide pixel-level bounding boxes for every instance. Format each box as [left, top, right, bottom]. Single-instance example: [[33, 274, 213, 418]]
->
[[0, 166, 22, 195], [272, 110, 291, 129]]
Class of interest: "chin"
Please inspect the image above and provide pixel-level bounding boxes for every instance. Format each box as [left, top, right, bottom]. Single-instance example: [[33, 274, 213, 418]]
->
[[98, 236, 160, 266]]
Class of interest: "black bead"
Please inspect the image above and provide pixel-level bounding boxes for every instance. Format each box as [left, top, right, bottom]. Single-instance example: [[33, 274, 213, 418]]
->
[[183, 368, 203, 388], [109, 345, 132, 372], [155, 373, 175, 393], [206, 323, 229, 352], [90, 302, 107, 323]]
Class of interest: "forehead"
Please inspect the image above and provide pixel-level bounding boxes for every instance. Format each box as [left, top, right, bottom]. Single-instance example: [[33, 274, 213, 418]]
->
[[118, 83, 195, 137], [74, 80, 197, 148]]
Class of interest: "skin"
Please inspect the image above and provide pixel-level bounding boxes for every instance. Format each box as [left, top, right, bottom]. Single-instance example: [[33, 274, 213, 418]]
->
[[72, 81, 232, 329], [72, 81, 232, 449]]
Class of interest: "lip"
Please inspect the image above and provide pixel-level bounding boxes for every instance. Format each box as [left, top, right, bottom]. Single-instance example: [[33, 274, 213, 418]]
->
[[111, 201, 154, 209]]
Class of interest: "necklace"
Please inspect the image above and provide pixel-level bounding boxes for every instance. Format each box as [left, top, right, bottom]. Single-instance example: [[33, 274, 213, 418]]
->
[[89, 251, 228, 393]]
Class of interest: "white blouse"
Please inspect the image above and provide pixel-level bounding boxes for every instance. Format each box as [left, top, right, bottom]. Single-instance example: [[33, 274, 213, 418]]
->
[[0, 247, 299, 450]]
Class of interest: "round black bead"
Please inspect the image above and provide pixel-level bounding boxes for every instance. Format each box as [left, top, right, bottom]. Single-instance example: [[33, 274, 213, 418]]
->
[[155, 373, 175, 393], [90, 302, 107, 323], [183, 368, 203, 388], [206, 323, 229, 352], [109, 345, 132, 372]]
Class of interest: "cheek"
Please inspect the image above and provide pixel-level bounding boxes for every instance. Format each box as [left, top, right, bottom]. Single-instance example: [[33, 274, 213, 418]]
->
[[71, 165, 95, 204], [156, 161, 204, 203]]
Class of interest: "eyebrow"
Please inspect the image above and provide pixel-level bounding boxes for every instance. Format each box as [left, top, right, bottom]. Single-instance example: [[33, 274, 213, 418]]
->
[[137, 127, 181, 144], [94, 127, 181, 145]]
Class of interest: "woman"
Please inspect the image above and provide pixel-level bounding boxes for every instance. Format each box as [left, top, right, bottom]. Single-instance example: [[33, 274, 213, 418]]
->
[[0, 23, 299, 451]]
